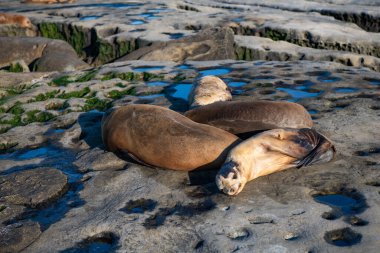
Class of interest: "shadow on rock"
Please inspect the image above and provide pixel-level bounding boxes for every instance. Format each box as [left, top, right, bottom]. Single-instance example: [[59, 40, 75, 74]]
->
[[77, 110, 104, 149]]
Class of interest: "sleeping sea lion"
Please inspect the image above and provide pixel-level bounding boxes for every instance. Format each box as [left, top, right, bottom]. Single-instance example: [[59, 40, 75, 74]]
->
[[216, 128, 336, 195], [188, 76, 232, 108], [101, 104, 240, 171], [185, 100, 313, 137], [0, 13, 33, 29]]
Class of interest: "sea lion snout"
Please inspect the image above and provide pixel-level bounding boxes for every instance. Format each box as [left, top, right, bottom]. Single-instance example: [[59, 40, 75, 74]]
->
[[216, 161, 246, 196]]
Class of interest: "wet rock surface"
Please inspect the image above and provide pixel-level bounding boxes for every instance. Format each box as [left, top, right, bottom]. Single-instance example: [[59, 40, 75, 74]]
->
[[0, 0, 380, 252]]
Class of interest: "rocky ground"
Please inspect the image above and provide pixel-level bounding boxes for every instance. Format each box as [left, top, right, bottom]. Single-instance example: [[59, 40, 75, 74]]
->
[[0, 0, 380, 252]]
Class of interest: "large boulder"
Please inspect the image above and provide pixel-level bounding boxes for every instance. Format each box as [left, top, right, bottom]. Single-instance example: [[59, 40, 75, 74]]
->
[[0, 37, 89, 72], [118, 27, 235, 62]]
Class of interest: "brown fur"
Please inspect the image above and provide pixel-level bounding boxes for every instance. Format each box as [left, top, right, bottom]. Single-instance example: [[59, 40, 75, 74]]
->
[[185, 100, 313, 135], [102, 104, 240, 171], [0, 13, 33, 29], [216, 128, 336, 195]]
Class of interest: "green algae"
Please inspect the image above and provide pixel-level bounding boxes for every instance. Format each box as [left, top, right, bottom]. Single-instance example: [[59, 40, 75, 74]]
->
[[82, 97, 111, 112], [9, 62, 24, 73], [107, 87, 136, 99], [58, 87, 91, 99], [31, 90, 60, 102], [39, 22, 65, 40]]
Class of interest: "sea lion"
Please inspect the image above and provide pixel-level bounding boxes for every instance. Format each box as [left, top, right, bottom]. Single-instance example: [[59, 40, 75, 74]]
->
[[216, 128, 336, 195], [102, 104, 240, 171], [0, 13, 33, 29], [188, 76, 232, 108], [185, 100, 313, 137]]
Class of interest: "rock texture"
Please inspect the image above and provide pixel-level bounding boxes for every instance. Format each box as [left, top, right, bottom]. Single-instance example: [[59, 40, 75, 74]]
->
[[0, 167, 68, 208]]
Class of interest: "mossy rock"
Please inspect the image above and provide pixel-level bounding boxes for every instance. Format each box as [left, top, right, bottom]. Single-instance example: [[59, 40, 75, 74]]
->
[[39, 22, 65, 40], [58, 87, 91, 99], [107, 87, 136, 99], [82, 97, 111, 112]]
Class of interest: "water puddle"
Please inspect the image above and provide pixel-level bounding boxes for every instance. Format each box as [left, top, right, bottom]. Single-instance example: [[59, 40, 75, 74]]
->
[[199, 68, 231, 77], [132, 66, 164, 72], [228, 81, 247, 87], [177, 64, 193, 70], [137, 94, 164, 100], [334, 87, 359, 93], [79, 16, 101, 21], [317, 76, 342, 83], [163, 32, 185, 39], [166, 83, 193, 101], [147, 81, 169, 87], [314, 194, 358, 215], [83, 3, 143, 9], [364, 77, 380, 85], [130, 19, 146, 25], [231, 17, 245, 22], [130, 28, 146, 33], [276, 87, 321, 101], [308, 110, 318, 115], [146, 8, 174, 13]]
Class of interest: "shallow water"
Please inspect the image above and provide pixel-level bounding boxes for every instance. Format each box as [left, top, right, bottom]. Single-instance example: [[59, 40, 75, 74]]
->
[[228, 81, 247, 87], [314, 194, 358, 215], [130, 19, 146, 25], [79, 16, 101, 21], [334, 87, 360, 93], [199, 68, 232, 77], [177, 64, 193, 70], [276, 87, 321, 101], [168, 83, 193, 101], [133, 66, 164, 72]]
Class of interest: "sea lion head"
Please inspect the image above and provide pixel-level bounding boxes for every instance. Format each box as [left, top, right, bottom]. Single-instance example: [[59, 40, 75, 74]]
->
[[16, 16, 33, 29], [216, 128, 336, 196], [216, 160, 247, 196], [189, 75, 232, 108]]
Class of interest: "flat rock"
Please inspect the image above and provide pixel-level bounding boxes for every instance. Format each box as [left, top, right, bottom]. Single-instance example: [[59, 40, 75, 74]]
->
[[0, 167, 68, 208], [74, 147, 128, 172], [0, 221, 41, 252]]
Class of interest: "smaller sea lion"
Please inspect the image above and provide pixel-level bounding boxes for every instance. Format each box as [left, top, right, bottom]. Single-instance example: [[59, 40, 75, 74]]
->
[[102, 104, 240, 171], [0, 13, 33, 29], [216, 128, 336, 195], [185, 100, 313, 136], [188, 76, 232, 108]]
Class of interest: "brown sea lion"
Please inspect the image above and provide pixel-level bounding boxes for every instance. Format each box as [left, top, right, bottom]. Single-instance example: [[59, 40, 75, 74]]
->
[[216, 128, 336, 195], [185, 100, 313, 136], [189, 76, 232, 108], [101, 104, 240, 171], [0, 13, 33, 29]]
